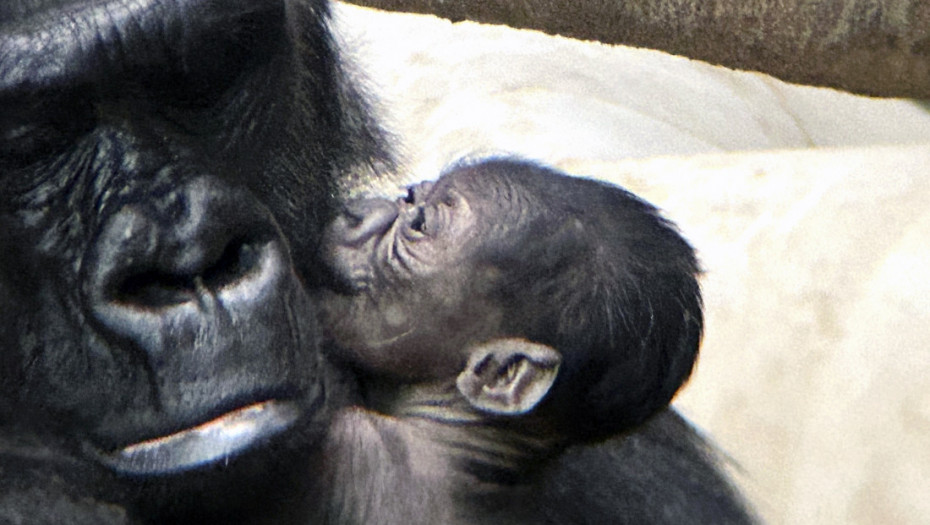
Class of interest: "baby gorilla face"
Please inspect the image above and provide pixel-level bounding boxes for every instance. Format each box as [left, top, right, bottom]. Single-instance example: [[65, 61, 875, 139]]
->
[[320, 167, 515, 380]]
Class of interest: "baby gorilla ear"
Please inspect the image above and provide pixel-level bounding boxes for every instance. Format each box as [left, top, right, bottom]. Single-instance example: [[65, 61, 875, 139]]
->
[[456, 339, 561, 415]]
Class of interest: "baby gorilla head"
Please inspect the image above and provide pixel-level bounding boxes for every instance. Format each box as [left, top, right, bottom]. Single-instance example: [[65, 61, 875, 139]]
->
[[320, 159, 702, 439]]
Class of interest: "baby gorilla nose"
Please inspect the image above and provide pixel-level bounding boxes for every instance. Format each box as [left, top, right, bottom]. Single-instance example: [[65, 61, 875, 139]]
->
[[334, 198, 399, 246], [403, 181, 435, 205], [322, 197, 401, 293]]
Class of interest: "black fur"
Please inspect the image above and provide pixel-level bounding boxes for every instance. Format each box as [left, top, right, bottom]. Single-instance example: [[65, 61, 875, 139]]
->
[[312, 159, 751, 524], [1, 1, 752, 523], [453, 160, 704, 439], [1, 0, 384, 522]]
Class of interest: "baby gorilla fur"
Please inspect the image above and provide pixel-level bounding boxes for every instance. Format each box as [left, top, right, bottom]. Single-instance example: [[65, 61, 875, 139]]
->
[[319, 160, 702, 523], [321, 158, 702, 440], [312, 159, 710, 524]]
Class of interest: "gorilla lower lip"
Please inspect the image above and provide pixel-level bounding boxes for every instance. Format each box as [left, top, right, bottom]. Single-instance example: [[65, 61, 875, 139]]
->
[[98, 400, 299, 475]]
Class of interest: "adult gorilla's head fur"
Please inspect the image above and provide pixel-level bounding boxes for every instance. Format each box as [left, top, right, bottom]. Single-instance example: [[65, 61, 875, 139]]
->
[[463, 160, 703, 439], [0, 0, 389, 489]]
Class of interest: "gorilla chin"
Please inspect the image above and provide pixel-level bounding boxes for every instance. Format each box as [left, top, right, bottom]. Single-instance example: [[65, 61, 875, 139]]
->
[[93, 400, 301, 476]]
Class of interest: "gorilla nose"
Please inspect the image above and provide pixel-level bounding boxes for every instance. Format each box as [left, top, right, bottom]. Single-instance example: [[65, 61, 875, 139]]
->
[[404, 181, 435, 205], [334, 198, 399, 246], [110, 235, 268, 309], [84, 177, 286, 336]]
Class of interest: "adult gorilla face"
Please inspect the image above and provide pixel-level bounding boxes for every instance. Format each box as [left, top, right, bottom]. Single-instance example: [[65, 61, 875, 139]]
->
[[0, 0, 386, 477]]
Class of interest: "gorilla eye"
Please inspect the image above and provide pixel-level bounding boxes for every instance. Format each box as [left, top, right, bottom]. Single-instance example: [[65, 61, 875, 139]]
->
[[0, 93, 96, 171], [404, 187, 416, 204]]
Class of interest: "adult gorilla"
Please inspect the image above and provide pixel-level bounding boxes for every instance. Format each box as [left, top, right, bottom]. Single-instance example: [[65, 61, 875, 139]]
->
[[0, 0, 389, 522]]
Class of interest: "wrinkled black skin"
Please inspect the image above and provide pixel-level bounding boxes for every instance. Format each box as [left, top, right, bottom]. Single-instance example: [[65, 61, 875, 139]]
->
[[1, 1, 752, 524], [1, 0, 385, 523]]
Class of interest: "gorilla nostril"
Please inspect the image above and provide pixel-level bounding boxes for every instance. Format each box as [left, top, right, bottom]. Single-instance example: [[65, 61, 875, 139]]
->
[[201, 238, 263, 292], [114, 238, 265, 309], [116, 271, 196, 309]]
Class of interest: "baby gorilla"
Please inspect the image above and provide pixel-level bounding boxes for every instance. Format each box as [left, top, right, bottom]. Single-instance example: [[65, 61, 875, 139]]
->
[[313, 159, 704, 523]]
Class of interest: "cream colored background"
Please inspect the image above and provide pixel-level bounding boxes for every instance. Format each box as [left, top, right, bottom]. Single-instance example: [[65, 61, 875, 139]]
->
[[333, 4, 930, 523]]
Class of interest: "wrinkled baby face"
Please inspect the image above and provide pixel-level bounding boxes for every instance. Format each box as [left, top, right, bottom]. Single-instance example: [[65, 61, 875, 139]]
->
[[319, 168, 518, 380]]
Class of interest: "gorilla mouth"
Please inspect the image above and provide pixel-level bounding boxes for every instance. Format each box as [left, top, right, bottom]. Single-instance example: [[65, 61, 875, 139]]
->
[[97, 400, 300, 476]]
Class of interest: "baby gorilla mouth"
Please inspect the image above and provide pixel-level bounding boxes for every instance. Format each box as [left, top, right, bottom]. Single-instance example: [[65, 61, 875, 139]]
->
[[96, 400, 300, 475]]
